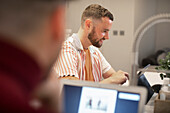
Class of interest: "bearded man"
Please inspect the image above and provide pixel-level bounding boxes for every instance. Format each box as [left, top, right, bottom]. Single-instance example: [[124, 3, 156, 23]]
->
[[55, 4, 129, 84]]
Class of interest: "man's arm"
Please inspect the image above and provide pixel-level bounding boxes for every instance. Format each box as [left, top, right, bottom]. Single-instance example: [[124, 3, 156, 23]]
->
[[102, 67, 116, 79], [54, 41, 80, 79], [101, 68, 129, 84], [95, 48, 129, 84]]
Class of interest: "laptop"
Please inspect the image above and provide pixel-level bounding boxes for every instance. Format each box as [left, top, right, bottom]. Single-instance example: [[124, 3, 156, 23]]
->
[[137, 73, 154, 104], [60, 80, 147, 113], [137, 64, 154, 104]]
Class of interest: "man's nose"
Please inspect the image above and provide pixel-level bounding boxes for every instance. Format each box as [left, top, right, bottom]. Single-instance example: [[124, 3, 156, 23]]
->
[[104, 32, 109, 40]]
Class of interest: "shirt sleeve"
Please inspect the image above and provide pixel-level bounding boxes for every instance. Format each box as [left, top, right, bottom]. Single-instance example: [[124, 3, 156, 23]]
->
[[96, 48, 111, 74], [54, 42, 79, 78]]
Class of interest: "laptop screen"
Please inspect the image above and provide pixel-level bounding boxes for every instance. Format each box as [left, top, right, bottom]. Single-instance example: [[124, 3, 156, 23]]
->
[[63, 85, 141, 113], [137, 74, 154, 104]]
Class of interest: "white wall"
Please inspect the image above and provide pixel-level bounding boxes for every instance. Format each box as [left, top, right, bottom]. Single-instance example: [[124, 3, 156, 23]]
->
[[100, 0, 135, 73], [155, 0, 170, 51], [134, 0, 157, 66]]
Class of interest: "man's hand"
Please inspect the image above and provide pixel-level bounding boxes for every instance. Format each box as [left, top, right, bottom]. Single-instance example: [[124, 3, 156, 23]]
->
[[100, 70, 129, 84]]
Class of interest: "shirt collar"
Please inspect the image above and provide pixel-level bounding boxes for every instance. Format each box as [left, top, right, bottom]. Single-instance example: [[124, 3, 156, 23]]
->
[[71, 33, 84, 51], [70, 33, 97, 54]]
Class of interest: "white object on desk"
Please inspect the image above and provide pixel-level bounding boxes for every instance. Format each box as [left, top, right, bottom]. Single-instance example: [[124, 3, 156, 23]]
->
[[122, 79, 129, 86], [144, 72, 164, 86]]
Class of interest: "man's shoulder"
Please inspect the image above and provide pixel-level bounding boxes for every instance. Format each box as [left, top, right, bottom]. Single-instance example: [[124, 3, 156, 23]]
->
[[63, 37, 73, 47], [62, 33, 83, 52], [61, 36, 78, 54]]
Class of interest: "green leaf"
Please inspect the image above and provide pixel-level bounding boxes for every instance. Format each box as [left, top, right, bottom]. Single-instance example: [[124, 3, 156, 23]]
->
[[156, 52, 170, 79]]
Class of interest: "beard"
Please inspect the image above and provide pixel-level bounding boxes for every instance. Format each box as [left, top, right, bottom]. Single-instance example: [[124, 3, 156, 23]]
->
[[88, 27, 105, 48]]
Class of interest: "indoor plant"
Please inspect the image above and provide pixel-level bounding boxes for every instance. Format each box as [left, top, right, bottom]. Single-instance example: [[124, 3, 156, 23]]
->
[[155, 52, 170, 80]]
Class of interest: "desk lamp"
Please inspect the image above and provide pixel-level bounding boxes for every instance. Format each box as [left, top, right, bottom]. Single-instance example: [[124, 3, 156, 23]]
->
[[131, 14, 170, 86]]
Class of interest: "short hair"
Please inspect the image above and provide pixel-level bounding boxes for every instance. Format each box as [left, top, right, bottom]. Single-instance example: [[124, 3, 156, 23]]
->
[[81, 4, 114, 27], [0, 0, 66, 38]]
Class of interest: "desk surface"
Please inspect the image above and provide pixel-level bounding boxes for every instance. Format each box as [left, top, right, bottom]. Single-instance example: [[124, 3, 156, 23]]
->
[[144, 93, 157, 113]]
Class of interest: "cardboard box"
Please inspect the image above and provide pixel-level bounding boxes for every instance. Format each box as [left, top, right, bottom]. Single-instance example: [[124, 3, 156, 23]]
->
[[154, 93, 170, 113]]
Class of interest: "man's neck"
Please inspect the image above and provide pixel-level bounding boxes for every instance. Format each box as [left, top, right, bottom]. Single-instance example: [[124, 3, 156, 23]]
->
[[77, 27, 91, 49]]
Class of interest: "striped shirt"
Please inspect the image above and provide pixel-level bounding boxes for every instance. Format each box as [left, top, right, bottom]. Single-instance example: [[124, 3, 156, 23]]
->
[[54, 33, 111, 82]]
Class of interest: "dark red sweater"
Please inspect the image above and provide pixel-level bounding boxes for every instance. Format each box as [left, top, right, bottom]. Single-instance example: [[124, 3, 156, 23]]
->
[[0, 38, 53, 113]]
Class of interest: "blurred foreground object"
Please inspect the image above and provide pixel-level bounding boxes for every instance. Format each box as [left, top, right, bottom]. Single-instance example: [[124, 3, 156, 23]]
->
[[0, 0, 67, 113]]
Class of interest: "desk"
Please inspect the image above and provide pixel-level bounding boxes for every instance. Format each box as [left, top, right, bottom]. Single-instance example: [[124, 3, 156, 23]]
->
[[144, 93, 157, 113]]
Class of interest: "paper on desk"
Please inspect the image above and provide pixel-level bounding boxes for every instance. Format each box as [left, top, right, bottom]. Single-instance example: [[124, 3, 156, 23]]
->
[[144, 72, 164, 86]]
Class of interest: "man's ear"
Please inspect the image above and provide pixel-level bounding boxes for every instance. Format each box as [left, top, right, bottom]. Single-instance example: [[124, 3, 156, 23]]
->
[[50, 6, 65, 42], [84, 19, 93, 33]]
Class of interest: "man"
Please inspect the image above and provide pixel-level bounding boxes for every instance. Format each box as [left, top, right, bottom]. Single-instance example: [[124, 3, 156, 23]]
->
[[0, 0, 67, 113], [55, 4, 129, 84]]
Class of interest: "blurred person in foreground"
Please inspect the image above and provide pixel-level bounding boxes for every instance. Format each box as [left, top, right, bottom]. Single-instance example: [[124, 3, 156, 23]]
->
[[0, 0, 67, 113], [54, 4, 129, 84]]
